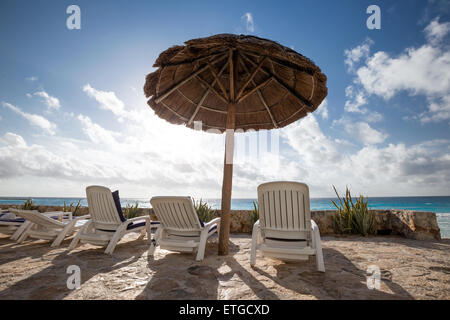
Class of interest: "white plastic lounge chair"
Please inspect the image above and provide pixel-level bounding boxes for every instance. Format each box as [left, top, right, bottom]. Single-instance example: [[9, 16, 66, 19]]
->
[[149, 196, 220, 261], [0, 210, 26, 237], [9, 209, 90, 247], [250, 181, 325, 272], [69, 186, 153, 254], [3, 210, 71, 241]]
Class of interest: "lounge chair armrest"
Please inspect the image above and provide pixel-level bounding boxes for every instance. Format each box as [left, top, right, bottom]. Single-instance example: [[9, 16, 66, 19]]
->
[[43, 211, 72, 220], [204, 217, 221, 228], [9, 208, 39, 214], [127, 216, 151, 223], [42, 211, 64, 215], [73, 214, 90, 220], [253, 219, 260, 227], [311, 219, 319, 231]]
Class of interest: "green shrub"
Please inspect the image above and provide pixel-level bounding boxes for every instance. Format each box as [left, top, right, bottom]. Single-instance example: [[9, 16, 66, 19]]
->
[[251, 201, 259, 225], [22, 199, 38, 210], [124, 202, 140, 219], [331, 185, 377, 236], [194, 199, 218, 223], [63, 200, 81, 216]]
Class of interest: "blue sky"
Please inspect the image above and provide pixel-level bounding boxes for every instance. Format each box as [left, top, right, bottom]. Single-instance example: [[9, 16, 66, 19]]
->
[[0, 0, 449, 198]]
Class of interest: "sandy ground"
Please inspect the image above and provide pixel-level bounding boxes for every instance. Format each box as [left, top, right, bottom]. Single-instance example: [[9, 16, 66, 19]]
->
[[0, 233, 449, 300]]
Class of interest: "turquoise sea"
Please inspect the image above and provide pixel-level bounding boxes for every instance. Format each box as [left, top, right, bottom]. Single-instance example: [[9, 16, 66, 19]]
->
[[1, 196, 449, 238]]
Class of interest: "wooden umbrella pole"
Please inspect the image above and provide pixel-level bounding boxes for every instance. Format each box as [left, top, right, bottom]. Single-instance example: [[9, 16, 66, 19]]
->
[[218, 103, 235, 255], [218, 49, 237, 255]]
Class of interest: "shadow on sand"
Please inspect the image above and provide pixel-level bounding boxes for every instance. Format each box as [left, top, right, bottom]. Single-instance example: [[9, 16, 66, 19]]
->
[[0, 235, 423, 300], [136, 238, 280, 300], [0, 236, 147, 299], [251, 247, 414, 299], [136, 236, 415, 300]]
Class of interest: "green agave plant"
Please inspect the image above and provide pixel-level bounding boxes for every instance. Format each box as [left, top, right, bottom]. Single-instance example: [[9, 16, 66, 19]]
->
[[124, 202, 140, 219], [331, 185, 377, 236], [22, 199, 38, 210], [63, 200, 82, 216], [194, 199, 218, 223], [251, 200, 259, 225]]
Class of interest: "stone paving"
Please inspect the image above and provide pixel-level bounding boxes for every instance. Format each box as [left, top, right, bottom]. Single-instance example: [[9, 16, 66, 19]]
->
[[0, 233, 449, 299]]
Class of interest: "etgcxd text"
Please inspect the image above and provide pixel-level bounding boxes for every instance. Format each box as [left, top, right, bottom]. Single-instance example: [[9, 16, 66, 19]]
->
[[179, 304, 270, 317]]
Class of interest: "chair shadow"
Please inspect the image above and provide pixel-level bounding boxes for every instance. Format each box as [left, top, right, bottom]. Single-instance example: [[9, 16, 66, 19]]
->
[[135, 236, 280, 300], [0, 237, 146, 299], [0, 235, 66, 266], [251, 247, 414, 300]]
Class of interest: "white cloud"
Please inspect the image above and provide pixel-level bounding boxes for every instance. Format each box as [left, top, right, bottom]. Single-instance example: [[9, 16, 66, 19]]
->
[[345, 18, 450, 123], [130, 86, 138, 94], [344, 38, 373, 72], [33, 91, 61, 111], [316, 99, 329, 120], [281, 114, 450, 196], [349, 140, 450, 189], [2, 102, 56, 135], [344, 85, 368, 113], [83, 84, 134, 122], [0, 111, 227, 197], [424, 17, 450, 44], [345, 122, 388, 145], [419, 94, 450, 123], [26, 76, 38, 82], [282, 115, 344, 167], [241, 12, 255, 33], [0, 132, 113, 182], [77, 114, 121, 146], [356, 46, 449, 99], [365, 111, 384, 123], [2, 132, 27, 147], [332, 117, 387, 145]]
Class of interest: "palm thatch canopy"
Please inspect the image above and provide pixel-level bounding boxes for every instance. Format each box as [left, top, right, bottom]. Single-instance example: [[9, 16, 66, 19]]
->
[[144, 34, 327, 132]]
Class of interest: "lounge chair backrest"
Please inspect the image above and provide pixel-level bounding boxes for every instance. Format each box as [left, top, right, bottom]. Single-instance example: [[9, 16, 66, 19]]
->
[[9, 209, 64, 229], [86, 186, 123, 231], [257, 181, 311, 240], [150, 196, 203, 232]]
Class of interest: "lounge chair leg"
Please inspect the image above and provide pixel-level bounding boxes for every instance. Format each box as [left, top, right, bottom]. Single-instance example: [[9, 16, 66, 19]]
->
[[149, 226, 161, 256], [68, 236, 80, 251], [51, 236, 63, 247], [311, 220, 325, 272], [137, 228, 146, 240], [69, 221, 92, 251], [105, 229, 123, 254], [52, 223, 75, 247], [250, 221, 260, 266], [10, 221, 31, 241], [196, 230, 208, 261], [145, 222, 151, 241], [148, 241, 156, 256], [315, 240, 325, 272], [17, 229, 30, 244]]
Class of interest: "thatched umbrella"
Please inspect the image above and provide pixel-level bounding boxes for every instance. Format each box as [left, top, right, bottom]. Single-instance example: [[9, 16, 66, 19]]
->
[[144, 34, 327, 255]]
